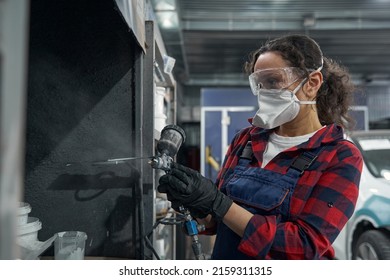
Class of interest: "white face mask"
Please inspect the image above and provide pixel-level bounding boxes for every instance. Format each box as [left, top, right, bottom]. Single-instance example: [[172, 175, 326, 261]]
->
[[252, 79, 316, 129]]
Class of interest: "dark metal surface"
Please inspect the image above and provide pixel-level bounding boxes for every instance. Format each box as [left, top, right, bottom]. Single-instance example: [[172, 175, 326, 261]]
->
[[25, 0, 143, 259], [152, 0, 390, 86]]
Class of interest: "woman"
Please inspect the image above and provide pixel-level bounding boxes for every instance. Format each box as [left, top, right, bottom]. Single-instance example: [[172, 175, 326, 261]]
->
[[158, 34, 363, 259]]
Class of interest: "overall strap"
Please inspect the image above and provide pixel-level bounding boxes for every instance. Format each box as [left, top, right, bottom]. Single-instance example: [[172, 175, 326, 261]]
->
[[236, 141, 254, 166], [240, 141, 253, 160], [239, 140, 325, 177], [288, 146, 325, 176]]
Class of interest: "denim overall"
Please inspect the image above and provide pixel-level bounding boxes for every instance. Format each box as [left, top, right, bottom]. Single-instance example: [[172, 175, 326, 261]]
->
[[211, 141, 323, 259]]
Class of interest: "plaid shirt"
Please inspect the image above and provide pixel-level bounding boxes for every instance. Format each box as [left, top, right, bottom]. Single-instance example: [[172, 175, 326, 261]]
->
[[214, 123, 363, 259]]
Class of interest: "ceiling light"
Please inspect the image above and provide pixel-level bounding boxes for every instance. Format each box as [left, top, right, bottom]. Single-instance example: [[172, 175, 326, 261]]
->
[[152, 0, 176, 11], [152, 0, 178, 29], [155, 11, 178, 29], [303, 14, 316, 28]]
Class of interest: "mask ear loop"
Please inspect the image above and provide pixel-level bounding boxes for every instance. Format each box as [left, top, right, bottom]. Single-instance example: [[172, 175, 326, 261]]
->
[[292, 78, 307, 95], [293, 78, 317, 105], [299, 100, 317, 105], [298, 58, 324, 105]]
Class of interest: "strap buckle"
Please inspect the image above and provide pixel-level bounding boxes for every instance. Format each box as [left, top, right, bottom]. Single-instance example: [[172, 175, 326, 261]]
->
[[289, 152, 318, 176], [240, 141, 253, 160]]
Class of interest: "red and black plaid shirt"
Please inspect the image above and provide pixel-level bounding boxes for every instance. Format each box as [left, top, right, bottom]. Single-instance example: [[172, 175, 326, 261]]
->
[[214, 123, 363, 259]]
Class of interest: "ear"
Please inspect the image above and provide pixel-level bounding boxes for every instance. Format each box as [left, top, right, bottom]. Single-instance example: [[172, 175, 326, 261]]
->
[[303, 71, 323, 98]]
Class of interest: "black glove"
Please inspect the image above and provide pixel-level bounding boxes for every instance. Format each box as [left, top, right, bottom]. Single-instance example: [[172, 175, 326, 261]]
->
[[157, 162, 233, 221]]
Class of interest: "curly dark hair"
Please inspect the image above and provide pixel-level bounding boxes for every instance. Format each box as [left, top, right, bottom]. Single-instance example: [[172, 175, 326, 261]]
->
[[245, 34, 356, 130]]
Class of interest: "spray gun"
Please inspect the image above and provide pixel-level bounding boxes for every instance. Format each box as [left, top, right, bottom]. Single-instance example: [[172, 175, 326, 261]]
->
[[149, 125, 185, 171], [65, 124, 205, 259], [65, 125, 185, 168], [150, 125, 206, 260]]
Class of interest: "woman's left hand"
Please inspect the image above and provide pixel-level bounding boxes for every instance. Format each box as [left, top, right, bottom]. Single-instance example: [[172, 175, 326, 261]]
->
[[157, 162, 233, 221]]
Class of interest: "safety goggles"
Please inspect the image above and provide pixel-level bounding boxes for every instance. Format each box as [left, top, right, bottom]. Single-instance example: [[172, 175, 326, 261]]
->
[[249, 67, 306, 95]]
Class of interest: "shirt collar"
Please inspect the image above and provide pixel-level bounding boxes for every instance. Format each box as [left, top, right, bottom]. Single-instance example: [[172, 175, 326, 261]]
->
[[249, 123, 344, 151]]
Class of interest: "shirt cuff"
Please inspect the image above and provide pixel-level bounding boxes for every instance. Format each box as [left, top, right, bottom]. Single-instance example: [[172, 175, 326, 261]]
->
[[238, 214, 277, 258]]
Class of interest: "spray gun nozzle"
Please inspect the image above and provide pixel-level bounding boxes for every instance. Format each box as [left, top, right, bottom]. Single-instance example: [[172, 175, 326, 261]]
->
[[65, 156, 153, 167]]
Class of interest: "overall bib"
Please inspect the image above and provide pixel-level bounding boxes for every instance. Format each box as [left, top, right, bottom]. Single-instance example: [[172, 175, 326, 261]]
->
[[211, 141, 323, 259]]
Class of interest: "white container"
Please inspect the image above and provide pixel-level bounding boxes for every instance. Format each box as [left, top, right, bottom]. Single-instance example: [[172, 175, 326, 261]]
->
[[155, 238, 166, 260], [155, 198, 170, 217], [155, 86, 166, 116], [54, 231, 87, 260], [16, 217, 42, 243], [155, 115, 167, 132], [17, 202, 32, 225]]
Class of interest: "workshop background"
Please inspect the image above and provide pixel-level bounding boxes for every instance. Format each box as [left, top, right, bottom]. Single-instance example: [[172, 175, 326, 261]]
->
[[1, 0, 390, 260]]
